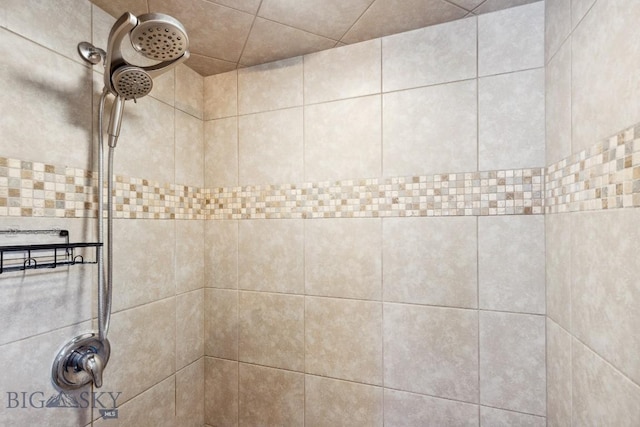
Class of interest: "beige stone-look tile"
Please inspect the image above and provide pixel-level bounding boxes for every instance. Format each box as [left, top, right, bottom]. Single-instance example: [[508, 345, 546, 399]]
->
[[176, 289, 204, 370], [473, 0, 540, 14], [479, 68, 545, 170], [383, 80, 477, 177], [306, 297, 383, 385], [205, 117, 239, 188], [382, 17, 476, 92], [546, 39, 572, 165], [204, 220, 238, 289], [238, 291, 304, 371], [480, 406, 546, 426], [100, 298, 175, 404], [384, 388, 478, 427], [305, 375, 383, 427], [545, 0, 571, 62], [204, 70, 238, 120], [304, 39, 381, 104], [176, 359, 205, 427], [0, 218, 93, 345], [175, 64, 204, 119], [204, 288, 238, 360], [111, 219, 175, 312], [6, 0, 91, 63], [90, 0, 148, 18], [479, 311, 546, 415], [478, 1, 544, 76], [187, 53, 237, 77], [94, 376, 175, 427], [571, 209, 640, 384], [546, 213, 571, 329], [305, 218, 381, 300], [304, 96, 381, 182], [238, 219, 304, 294], [571, 0, 596, 29], [176, 220, 205, 294], [205, 357, 239, 427], [447, 0, 484, 10], [547, 319, 572, 427], [573, 339, 640, 426], [238, 56, 303, 115], [383, 217, 477, 308], [238, 107, 303, 185], [384, 303, 478, 402], [149, 69, 175, 106], [0, 322, 92, 427], [571, 0, 640, 153], [238, 364, 304, 426], [478, 215, 545, 314], [175, 109, 204, 187], [91, 3, 115, 59], [1, 30, 92, 170], [342, 0, 467, 44]]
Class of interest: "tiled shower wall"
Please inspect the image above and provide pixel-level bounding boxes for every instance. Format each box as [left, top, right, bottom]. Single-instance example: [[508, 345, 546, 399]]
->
[[203, 2, 547, 426], [0, 2, 204, 426], [545, 0, 640, 425]]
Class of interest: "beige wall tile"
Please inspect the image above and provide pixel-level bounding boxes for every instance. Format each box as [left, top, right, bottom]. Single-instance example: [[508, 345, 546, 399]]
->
[[478, 215, 545, 314], [304, 96, 382, 182], [238, 291, 304, 371], [305, 375, 383, 427], [571, 0, 640, 153], [383, 17, 476, 92], [480, 406, 546, 426], [175, 64, 204, 119], [204, 70, 238, 120], [176, 289, 204, 370], [384, 389, 478, 427], [100, 298, 176, 404], [205, 117, 239, 188], [306, 297, 383, 385], [176, 359, 205, 427], [1, 30, 92, 170], [176, 220, 205, 294], [0, 322, 92, 427], [572, 209, 640, 384], [205, 357, 238, 427], [383, 217, 477, 308], [239, 107, 304, 185], [545, 0, 571, 62], [304, 39, 381, 104], [149, 69, 175, 106], [238, 219, 304, 294], [546, 213, 571, 329], [5, 0, 91, 63], [479, 68, 545, 170], [204, 288, 238, 360], [572, 339, 640, 426], [473, 0, 541, 14], [239, 364, 304, 426], [305, 218, 382, 300], [545, 39, 572, 165], [111, 219, 175, 312], [383, 80, 477, 176], [204, 220, 238, 289], [175, 109, 204, 187], [479, 311, 546, 415], [478, 1, 544, 76], [571, 0, 596, 29], [238, 56, 303, 115], [384, 303, 478, 402], [547, 319, 572, 427]]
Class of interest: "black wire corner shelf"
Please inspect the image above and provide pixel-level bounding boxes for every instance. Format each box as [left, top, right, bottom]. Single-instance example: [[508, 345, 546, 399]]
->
[[0, 229, 101, 274]]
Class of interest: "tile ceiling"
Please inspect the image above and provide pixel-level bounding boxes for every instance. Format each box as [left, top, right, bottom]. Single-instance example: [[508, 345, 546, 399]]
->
[[90, 0, 540, 76]]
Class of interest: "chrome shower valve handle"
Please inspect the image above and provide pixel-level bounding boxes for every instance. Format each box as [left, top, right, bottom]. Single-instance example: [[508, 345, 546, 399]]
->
[[52, 333, 110, 390]]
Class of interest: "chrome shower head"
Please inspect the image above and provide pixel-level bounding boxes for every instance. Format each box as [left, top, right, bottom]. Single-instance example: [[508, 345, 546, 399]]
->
[[112, 66, 153, 100], [130, 13, 188, 61]]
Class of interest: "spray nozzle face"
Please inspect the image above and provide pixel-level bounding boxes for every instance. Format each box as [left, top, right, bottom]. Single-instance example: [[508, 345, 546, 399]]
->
[[130, 13, 188, 62], [112, 66, 153, 100]]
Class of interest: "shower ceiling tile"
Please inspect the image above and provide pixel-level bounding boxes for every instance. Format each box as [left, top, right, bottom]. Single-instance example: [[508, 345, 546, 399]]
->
[[149, 0, 255, 62], [342, 0, 467, 44], [258, 0, 374, 40], [90, 0, 148, 18], [446, 0, 485, 10], [209, 0, 262, 14], [239, 18, 336, 67], [473, 0, 540, 14], [186, 53, 237, 77]]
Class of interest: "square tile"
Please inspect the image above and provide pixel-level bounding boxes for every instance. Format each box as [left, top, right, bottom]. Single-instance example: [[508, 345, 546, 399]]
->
[[205, 357, 238, 427], [384, 389, 478, 426], [547, 319, 571, 427], [546, 213, 571, 329], [204, 220, 238, 289], [204, 70, 238, 120], [176, 289, 204, 370], [545, 39, 572, 165], [205, 117, 239, 188], [238, 56, 303, 114], [204, 288, 238, 360]]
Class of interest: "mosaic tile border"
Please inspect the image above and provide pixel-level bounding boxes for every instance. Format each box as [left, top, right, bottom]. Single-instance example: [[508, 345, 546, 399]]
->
[[545, 124, 640, 213]]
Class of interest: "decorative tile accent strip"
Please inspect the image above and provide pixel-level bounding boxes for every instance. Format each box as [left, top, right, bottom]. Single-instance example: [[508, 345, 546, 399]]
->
[[546, 124, 640, 213], [205, 169, 545, 220]]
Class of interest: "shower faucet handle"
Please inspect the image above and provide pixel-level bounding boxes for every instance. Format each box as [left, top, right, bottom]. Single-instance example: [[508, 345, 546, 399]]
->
[[81, 352, 104, 388], [52, 333, 111, 390]]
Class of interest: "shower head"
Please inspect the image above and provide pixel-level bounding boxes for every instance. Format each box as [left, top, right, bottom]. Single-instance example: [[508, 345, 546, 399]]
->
[[104, 12, 190, 100]]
